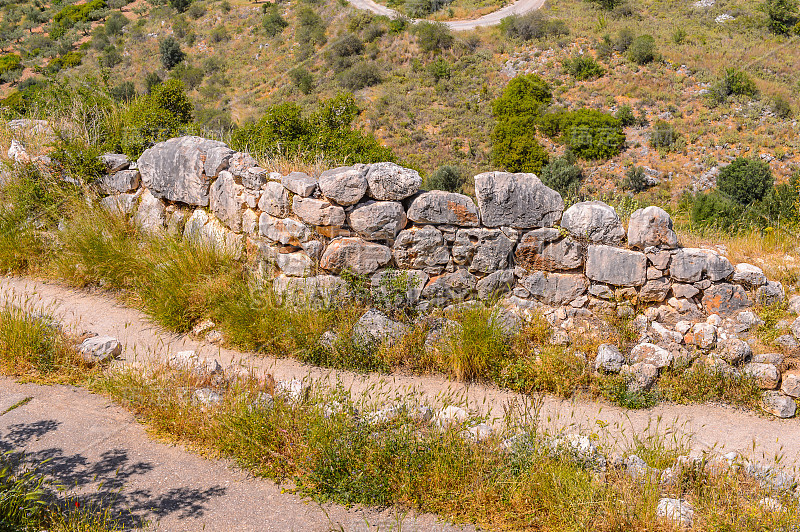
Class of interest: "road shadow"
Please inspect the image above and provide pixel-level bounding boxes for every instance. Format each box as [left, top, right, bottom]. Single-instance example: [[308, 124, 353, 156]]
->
[[1, 420, 228, 528]]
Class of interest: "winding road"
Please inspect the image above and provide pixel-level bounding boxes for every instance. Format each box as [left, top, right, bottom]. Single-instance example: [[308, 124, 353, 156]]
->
[[346, 0, 547, 31]]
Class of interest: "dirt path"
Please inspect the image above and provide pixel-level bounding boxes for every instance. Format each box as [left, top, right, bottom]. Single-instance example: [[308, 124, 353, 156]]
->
[[0, 379, 472, 532], [2, 275, 800, 473], [346, 0, 546, 31]]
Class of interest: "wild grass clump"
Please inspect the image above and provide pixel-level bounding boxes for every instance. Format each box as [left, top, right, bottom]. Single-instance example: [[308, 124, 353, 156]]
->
[[659, 366, 763, 409]]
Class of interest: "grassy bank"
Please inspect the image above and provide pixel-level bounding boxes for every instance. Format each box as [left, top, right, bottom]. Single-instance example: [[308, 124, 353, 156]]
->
[[1, 303, 797, 531]]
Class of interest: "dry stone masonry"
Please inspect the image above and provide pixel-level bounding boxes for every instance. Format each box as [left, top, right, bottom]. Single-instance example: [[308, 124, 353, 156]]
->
[[14, 133, 800, 418]]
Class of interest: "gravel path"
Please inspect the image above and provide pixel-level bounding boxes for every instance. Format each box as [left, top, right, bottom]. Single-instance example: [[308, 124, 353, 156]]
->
[[2, 275, 799, 504], [345, 0, 546, 31]]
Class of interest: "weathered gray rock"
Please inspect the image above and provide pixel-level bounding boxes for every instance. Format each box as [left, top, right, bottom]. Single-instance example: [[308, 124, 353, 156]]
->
[[320, 237, 392, 275], [421, 269, 477, 306], [670, 248, 733, 282], [476, 270, 516, 300], [452, 228, 515, 274], [743, 363, 780, 389], [732, 263, 767, 287], [276, 251, 314, 277], [183, 209, 243, 257], [209, 171, 245, 232], [671, 283, 700, 299], [521, 271, 588, 306], [204, 145, 234, 177], [762, 391, 796, 418], [585, 245, 647, 287], [371, 269, 429, 306], [100, 153, 130, 173], [100, 191, 140, 215], [630, 343, 673, 368], [353, 309, 409, 346], [318, 165, 368, 206], [281, 171, 317, 197], [348, 201, 407, 240], [757, 281, 785, 306], [561, 201, 625, 244], [718, 338, 752, 365], [393, 226, 451, 275], [627, 206, 678, 249], [781, 370, 800, 397], [292, 196, 346, 226], [639, 277, 671, 302], [406, 191, 480, 227], [273, 275, 347, 305], [684, 322, 717, 349], [702, 283, 752, 316], [515, 229, 583, 271], [474, 172, 563, 228], [135, 189, 166, 232], [78, 335, 122, 362], [241, 167, 267, 190], [258, 181, 291, 217], [595, 344, 624, 373], [138, 136, 228, 206], [226, 152, 258, 178], [259, 214, 310, 246], [656, 498, 694, 528], [365, 162, 421, 201], [98, 169, 140, 194], [623, 362, 658, 392]]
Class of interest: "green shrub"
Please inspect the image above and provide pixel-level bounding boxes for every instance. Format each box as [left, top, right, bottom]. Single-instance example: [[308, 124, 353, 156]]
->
[[563, 55, 605, 80], [100, 45, 123, 68], [414, 21, 453, 53], [717, 157, 774, 206], [51, 137, 106, 184], [621, 165, 652, 193], [159, 36, 185, 70], [690, 191, 742, 230], [764, 0, 798, 34], [170, 62, 204, 90], [492, 74, 552, 120], [772, 94, 794, 118], [427, 57, 451, 82], [627, 34, 658, 64], [649, 120, 680, 150], [363, 23, 386, 42], [296, 7, 327, 46], [0, 53, 22, 82], [491, 118, 550, 173], [110, 81, 136, 102], [262, 9, 288, 37], [104, 11, 129, 35], [540, 109, 625, 160], [499, 12, 569, 40], [187, 1, 205, 18], [337, 61, 382, 91], [144, 71, 163, 94], [51, 0, 107, 38], [406, 0, 433, 17], [169, 0, 190, 13], [290, 67, 314, 94], [540, 155, 583, 196], [326, 34, 364, 73], [209, 24, 229, 43], [710, 68, 759, 104], [424, 165, 465, 192], [615, 104, 636, 126], [230, 93, 395, 164], [586, 0, 623, 10], [614, 27, 635, 52], [46, 51, 83, 73], [116, 79, 193, 157]]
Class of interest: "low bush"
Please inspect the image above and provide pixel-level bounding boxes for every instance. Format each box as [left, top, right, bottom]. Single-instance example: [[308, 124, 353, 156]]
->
[[50, 136, 106, 184], [289, 67, 314, 94], [491, 117, 550, 173], [326, 34, 364, 73], [540, 155, 583, 196], [627, 34, 658, 65], [563, 55, 605, 80], [717, 157, 774, 206], [621, 165, 653, 193], [649, 120, 680, 150], [159, 36, 185, 70], [615, 104, 636, 126], [765, 0, 799, 34], [614, 27, 635, 52], [414, 21, 453, 53], [262, 8, 288, 37], [492, 74, 553, 121], [709, 68, 759, 104], [499, 12, 569, 41], [296, 7, 327, 46], [50, 0, 106, 38], [424, 165, 466, 192], [689, 191, 742, 231], [539, 109, 625, 160]]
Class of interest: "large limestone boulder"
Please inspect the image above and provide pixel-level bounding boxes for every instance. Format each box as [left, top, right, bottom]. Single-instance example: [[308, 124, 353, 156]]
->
[[560, 201, 625, 245], [520, 271, 588, 305], [292, 197, 346, 226], [476, 270, 516, 300], [209, 171, 246, 232], [348, 201, 407, 240], [281, 171, 317, 197], [183, 209, 243, 257], [319, 237, 392, 275], [318, 165, 368, 206], [393, 226, 451, 275], [259, 214, 311, 246], [98, 170, 140, 194], [138, 136, 228, 206], [406, 191, 480, 227], [421, 269, 477, 306], [135, 189, 166, 232], [670, 248, 733, 283], [452, 228, 515, 274], [515, 228, 583, 271], [627, 206, 679, 249], [203, 145, 234, 177], [638, 277, 671, 302], [585, 245, 647, 287], [352, 308, 409, 346], [701, 283, 752, 316], [259, 181, 291, 218], [275, 251, 314, 277], [732, 263, 767, 287], [365, 162, 421, 200], [474, 172, 563, 228]]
